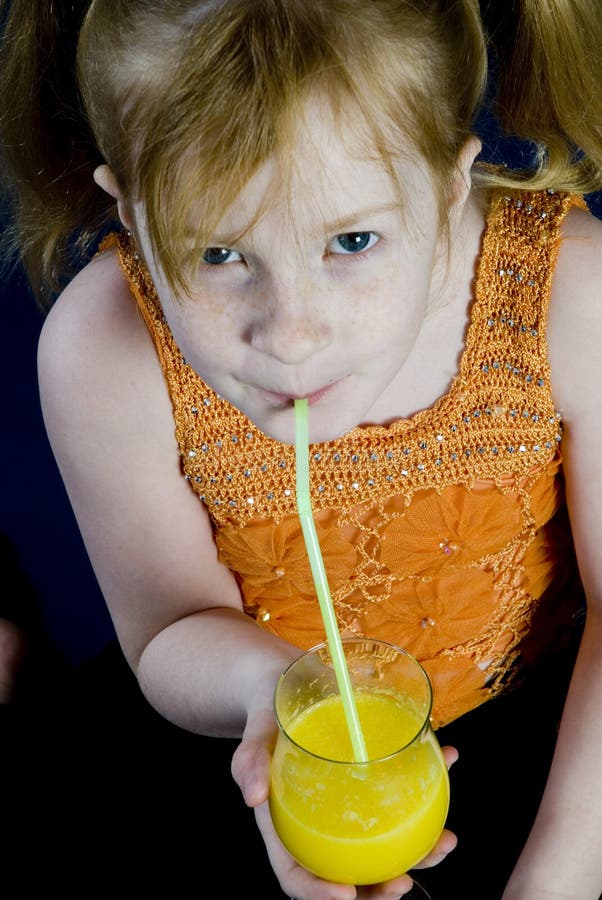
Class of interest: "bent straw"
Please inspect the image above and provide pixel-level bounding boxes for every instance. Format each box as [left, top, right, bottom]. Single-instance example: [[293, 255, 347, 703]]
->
[[294, 398, 368, 762]]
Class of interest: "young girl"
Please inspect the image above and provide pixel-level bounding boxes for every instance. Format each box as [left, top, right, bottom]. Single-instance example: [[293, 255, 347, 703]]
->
[[1, 1, 601, 898]]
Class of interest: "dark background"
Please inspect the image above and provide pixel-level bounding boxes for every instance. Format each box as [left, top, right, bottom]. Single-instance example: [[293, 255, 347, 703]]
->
[[1, 259, 112, 666]]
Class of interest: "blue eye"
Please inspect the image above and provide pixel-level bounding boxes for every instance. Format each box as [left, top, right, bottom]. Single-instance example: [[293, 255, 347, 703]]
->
[[328, 232, 379, 255], [202, 247, 243, 265]]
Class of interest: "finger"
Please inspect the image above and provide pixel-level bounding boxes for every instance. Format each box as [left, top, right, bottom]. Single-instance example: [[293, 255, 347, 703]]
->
[[0, 619, 26, 704], [254, 801, 357, 900], [354, 872, 415, 899], [411, 828, 458, 870], [231, 708, 276, 807], [440, 745, 459, 769]]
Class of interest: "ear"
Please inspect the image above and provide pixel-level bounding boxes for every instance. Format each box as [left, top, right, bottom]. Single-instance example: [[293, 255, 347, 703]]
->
[[93, 164, 134, 231]]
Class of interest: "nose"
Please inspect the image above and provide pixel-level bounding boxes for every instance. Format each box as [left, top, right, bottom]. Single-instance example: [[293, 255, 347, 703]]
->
[[249, 276, 332, 365]]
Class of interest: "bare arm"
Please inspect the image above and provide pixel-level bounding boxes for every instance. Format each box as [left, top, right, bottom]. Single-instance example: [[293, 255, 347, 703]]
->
[[503, 207, 602, 899], [37, 249, 298, 738]]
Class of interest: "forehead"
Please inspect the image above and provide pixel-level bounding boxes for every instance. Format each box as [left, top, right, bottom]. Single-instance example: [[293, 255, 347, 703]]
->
[[204, 98, 433, 238], [130, 93, 438, 285]]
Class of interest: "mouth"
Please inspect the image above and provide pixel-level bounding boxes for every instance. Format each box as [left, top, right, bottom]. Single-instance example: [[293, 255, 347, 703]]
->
[[259, 380, 342, 407]]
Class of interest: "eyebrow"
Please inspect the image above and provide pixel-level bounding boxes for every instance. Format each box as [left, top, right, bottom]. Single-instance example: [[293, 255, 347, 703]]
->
[[184, 200, 405, 250], [317, 201, 404, 236]]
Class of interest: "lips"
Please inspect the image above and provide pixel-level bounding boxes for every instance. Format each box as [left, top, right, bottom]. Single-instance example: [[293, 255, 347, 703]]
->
[[259, 380, 342, 406], [305, 383, 339, 405]]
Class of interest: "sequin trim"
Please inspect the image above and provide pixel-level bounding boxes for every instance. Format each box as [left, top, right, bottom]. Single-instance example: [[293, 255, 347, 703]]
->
[[104, 188, 582, 527]]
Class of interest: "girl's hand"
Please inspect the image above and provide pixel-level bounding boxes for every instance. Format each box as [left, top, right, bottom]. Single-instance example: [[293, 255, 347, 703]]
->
[[231, 710, 458, 899], [0, 618, 26, 704]]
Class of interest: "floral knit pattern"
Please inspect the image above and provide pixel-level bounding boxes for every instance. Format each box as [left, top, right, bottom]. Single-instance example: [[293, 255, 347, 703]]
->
[[104, 187, 586, 728]]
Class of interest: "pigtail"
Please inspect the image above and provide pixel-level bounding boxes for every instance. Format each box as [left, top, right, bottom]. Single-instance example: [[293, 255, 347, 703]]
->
[[483, 0, 602, 192], [0, 0, 110, 305]]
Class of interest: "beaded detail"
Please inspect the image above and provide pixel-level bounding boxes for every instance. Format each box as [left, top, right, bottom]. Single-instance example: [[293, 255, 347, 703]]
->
[[104, 186, 586, 728], [108, 189, 580, 525]]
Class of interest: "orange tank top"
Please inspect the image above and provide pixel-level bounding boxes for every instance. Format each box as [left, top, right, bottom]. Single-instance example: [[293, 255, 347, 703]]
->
[[104, 187, 586, 728]]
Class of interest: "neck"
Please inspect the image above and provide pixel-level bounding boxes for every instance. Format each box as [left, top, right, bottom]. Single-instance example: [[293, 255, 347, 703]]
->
[[427, 188, 488, 317]]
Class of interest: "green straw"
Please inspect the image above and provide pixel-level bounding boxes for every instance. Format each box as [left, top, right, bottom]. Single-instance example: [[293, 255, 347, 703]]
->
[[294, 398, 368, 762]]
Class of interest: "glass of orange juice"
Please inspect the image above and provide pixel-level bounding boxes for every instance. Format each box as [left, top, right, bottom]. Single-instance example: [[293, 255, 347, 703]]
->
[[269, 637, 449, 886]]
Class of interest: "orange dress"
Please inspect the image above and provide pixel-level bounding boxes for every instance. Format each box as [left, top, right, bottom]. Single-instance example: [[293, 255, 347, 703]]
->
[[104, 187, 586, 728]]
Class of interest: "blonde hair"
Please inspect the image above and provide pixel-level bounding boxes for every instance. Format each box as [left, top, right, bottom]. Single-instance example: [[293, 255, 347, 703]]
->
[[1, 0, 602, 304], [482, 0, 602, 192]]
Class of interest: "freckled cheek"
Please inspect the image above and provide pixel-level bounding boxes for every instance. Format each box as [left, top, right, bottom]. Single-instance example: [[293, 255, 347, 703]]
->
[[168, 278, 242, 325], [341, 277, 419, 340], [162, 295, 244, 367]]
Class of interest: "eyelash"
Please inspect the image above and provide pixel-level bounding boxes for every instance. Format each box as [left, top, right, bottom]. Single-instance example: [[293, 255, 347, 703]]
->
[[327, 231, 380, 255], [200, 231, 381, 266], [201, 247, 243, 266]]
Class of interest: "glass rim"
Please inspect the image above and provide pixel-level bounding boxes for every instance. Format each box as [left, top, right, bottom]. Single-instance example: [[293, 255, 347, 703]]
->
[[274, 636, 434, 764]]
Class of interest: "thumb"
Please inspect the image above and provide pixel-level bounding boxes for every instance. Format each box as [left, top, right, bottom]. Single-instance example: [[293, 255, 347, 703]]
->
[[231, 707, 277, 808]]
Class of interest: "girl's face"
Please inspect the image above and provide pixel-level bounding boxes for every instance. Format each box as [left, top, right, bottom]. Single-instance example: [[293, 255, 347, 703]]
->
[[132, 103, 465, 444]]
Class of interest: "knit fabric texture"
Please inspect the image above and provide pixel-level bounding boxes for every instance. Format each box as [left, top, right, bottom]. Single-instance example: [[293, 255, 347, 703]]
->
[[103, 186, 586, 727]]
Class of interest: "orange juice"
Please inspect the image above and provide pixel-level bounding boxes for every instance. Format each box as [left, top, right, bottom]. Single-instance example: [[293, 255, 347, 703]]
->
[[270, 689, 449, 884]]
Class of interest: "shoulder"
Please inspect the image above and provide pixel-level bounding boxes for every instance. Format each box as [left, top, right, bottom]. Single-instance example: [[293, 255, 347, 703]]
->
[[548, 202, 602, 608], [547, 201, 602, 421], [553, 200, 602, 322], [39, 242, 143, 368], [37, 241, 173, 451]]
